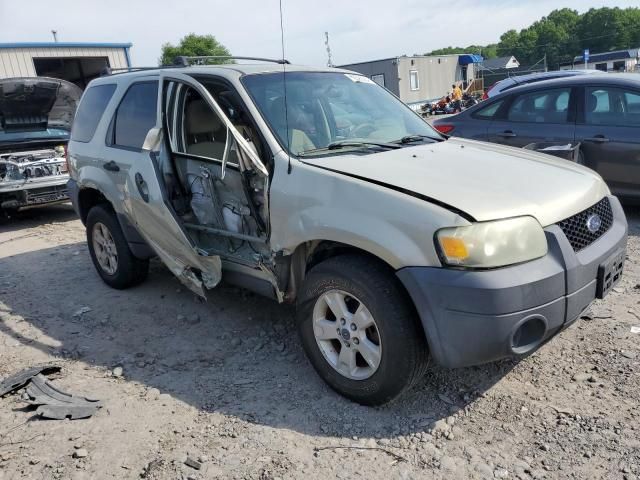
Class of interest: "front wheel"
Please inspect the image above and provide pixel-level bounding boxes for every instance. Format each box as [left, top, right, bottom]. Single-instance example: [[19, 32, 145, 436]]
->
[[297, 255, 428, 406]]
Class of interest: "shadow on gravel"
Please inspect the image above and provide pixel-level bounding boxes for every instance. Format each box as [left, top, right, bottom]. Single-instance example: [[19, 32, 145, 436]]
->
[[1, 203, 637, 438], [0, 239, 521, 439], [0, 203, 78, 232]]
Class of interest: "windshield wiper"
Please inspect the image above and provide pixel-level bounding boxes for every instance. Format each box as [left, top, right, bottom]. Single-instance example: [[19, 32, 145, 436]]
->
[[395, 134, 443, 144], [299, 140, 402, 157]]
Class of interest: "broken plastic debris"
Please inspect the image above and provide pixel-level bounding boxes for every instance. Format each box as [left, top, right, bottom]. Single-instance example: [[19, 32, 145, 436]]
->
[[0, 365, 61, 397]]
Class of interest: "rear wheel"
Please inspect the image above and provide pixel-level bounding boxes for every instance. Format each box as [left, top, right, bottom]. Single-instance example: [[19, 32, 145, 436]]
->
[[86, 205, 149, 289], [297, 255, 428, 406]]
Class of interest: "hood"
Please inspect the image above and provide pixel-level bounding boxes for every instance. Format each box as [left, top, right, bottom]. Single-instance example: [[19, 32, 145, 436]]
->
[[0, 77, 82, 133], [303, 138, 609, 226]]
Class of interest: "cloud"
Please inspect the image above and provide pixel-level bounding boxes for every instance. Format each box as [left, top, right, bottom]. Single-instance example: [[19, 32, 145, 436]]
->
[[0, 0, 637, 67]]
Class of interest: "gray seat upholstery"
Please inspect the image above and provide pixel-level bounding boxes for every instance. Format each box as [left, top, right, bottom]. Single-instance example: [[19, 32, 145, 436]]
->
[[185, 99, 226, 159]]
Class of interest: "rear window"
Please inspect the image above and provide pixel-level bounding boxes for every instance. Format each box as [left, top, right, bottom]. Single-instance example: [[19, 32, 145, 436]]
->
[[71, 84, 116, 143], [112, 82, 158, 150]]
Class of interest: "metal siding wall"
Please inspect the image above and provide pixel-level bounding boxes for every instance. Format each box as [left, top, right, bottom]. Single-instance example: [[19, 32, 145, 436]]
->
[[339, 59, 400, 97], [0, 47, 130, 78], [398, 56, 461, 104]]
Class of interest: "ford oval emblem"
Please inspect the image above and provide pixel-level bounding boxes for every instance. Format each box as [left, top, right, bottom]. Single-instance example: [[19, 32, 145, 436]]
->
[[586, 214, 602, 233]]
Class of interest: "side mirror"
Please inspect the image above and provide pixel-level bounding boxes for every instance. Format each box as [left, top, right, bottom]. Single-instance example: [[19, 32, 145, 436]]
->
[[142, 127, 162, 152]]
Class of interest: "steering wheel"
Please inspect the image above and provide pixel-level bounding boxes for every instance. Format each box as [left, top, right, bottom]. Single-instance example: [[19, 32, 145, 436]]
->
[[351, 123, 376, 138]]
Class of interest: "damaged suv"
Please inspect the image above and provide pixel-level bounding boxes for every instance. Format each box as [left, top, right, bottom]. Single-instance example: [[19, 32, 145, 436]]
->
[[0, 77, 81, 213], [68, 60, 627, 405]]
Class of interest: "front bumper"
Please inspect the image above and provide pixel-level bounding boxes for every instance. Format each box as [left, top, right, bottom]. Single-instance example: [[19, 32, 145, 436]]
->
[[397, 195, 628, 368], [0, 177, 70, 210]]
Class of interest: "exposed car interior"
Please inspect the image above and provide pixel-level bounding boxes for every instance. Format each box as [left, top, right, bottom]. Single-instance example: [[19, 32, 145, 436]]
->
[[159, 79, 270, 266], [242, 71, 439, 156]]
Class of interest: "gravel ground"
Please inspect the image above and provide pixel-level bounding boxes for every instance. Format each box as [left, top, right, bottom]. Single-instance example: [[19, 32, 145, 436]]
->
[[0, 203, 638, 480]]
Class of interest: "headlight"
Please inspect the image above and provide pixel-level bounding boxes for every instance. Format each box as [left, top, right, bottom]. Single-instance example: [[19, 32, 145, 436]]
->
[[436, 216, 547, 268]]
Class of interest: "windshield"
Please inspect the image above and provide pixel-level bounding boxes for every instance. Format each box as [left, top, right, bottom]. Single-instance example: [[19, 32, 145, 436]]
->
[[242, 71, 442, 157]]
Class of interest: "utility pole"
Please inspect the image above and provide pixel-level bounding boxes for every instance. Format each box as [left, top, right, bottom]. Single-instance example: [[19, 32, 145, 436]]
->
[[51, 30, 58, 42], [325, 32, 333, 67]]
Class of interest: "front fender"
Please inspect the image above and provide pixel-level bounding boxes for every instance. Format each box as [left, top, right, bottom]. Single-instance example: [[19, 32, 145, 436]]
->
[[269, 158, 471, 269]]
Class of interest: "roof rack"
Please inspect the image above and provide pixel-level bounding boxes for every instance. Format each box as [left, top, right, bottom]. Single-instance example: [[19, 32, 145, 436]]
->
[[100, 65, 182, 77], [173, 55, 290, 66]]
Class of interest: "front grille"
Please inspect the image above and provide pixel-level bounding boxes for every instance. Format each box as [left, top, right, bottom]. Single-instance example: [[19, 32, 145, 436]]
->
[[557, 197, 613, 252]]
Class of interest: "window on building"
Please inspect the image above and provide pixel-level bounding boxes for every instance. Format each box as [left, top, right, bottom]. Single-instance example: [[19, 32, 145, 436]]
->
[[595, 63, 607, 72], [371, 74, 385, 87], [112, 82, 159, 150], [71, 84, 117, 143], [409, 71, 419, 91]]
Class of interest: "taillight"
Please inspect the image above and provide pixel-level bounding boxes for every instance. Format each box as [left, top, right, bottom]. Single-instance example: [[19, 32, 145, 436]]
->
[[435, 124, 455, 134]]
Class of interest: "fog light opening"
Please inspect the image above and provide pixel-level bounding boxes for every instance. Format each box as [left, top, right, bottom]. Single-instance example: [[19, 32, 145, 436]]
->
[[511, 316, 546, 355]]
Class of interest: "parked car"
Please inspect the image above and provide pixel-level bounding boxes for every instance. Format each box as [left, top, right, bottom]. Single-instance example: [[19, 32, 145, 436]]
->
[[0, 77, 81, 213], [67, 61, 627, 405], [434, 74, 640, 203], [483, 69, 603, 99]]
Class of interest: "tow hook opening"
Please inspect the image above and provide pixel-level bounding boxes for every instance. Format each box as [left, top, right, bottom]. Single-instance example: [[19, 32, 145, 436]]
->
[[511, 315, 547, 355]]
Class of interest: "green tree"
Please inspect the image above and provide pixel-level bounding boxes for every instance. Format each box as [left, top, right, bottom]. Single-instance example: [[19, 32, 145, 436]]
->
[[159, 33, 232, 66], [424, 44, 498, 59], [425, 7, 640, 70]]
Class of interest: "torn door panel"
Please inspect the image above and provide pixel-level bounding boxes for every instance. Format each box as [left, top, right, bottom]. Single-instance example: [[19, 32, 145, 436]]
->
[[144, 238, 221, 296]]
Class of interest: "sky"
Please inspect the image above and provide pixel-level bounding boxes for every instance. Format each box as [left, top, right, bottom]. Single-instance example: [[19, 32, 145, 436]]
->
[[0, 0, 637, 67]]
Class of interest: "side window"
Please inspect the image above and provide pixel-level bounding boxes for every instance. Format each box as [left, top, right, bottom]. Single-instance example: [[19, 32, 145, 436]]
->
[[586, 87, 640, 126], [507, 88, 571, 124], [472, 99, 504, 120], [168, 84, 228, 160], [71, 84, 116, 143], [409, 71, 419, 91], [113, 81, 158, 150]]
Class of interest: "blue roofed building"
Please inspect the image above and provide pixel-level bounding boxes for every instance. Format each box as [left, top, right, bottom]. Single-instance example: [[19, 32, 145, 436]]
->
[[567, 48, 640, 72]]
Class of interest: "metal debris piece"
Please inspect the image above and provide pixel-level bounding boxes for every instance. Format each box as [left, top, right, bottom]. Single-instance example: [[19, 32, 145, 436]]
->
[[36, 405, 98, 420], [23, 374, 101, 419], [184, 457, 202, 470], [0, 365, 61, 397]]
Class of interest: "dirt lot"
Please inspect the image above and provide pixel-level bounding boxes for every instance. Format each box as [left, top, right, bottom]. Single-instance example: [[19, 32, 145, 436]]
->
[[0, 203, 638, 480]]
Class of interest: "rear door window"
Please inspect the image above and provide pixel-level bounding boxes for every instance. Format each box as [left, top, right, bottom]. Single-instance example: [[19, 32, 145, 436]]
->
[[471, 99, 504, 119], [71, 84, 116, 142], [507, 88, 571, 124], [585, 86, 640, 126], [112, 81, 158, 150]]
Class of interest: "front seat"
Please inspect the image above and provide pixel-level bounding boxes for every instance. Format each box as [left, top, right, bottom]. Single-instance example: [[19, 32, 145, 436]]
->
[[185, 99, 226, 159], [268, 96, 315, 155]]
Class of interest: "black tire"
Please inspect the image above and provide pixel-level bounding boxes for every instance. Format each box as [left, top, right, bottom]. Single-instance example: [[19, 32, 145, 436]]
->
[[297, 254, 429, 406], [86, 204, 149, 289]]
